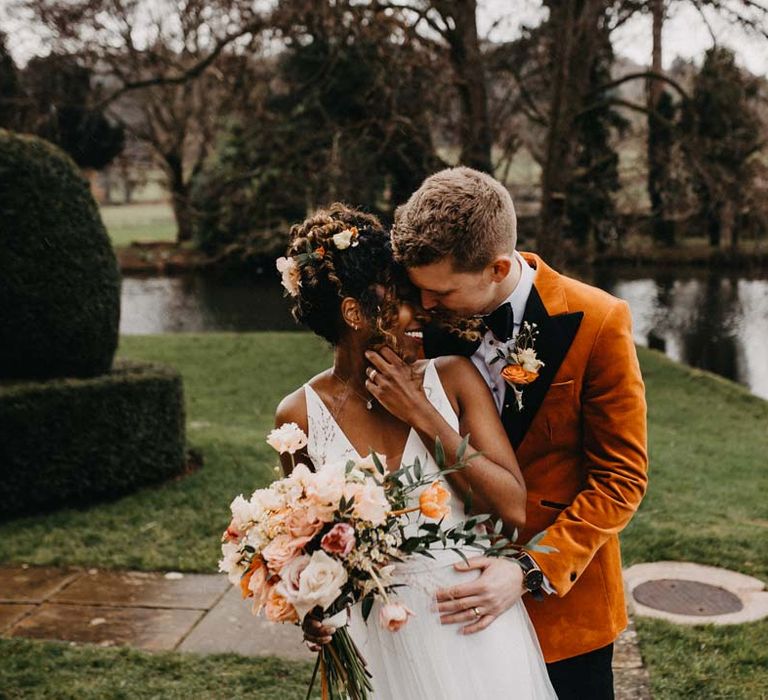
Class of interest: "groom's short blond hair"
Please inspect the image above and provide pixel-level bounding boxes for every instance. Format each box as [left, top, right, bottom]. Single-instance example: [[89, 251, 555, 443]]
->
[[392, 166, 517, 271]]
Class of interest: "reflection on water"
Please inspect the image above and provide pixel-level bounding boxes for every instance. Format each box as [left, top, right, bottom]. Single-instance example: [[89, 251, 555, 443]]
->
[[120, 275, 296, 333], [593, 270, 768, 400], [120, 270, 768, 400]]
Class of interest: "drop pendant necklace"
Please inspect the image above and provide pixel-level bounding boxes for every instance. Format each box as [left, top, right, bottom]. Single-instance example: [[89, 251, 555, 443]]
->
[[332, 369, 374, 410]]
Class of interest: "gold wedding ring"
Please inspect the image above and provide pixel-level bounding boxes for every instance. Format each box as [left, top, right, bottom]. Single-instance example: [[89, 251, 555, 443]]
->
[[472, 606, 481, 618]]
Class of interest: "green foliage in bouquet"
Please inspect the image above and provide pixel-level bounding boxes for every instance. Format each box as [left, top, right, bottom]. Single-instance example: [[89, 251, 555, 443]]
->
[[0, 360, 186, 519], [0, 129, 120, 380]]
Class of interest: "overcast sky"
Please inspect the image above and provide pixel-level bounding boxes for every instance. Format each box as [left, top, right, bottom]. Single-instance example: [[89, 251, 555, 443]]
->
[[478, 0, 767, 75], [2, 1, 766, 75]]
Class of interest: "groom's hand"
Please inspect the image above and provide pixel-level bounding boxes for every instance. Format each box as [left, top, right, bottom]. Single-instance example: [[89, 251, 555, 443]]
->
[[435, 557, 525, 634], [364, 348, 430, 425]]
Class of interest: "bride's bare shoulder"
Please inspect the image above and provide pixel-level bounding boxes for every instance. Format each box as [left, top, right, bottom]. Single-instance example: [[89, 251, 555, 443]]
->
[[274, 386, 308, 432], [274, 368, 332, 432]]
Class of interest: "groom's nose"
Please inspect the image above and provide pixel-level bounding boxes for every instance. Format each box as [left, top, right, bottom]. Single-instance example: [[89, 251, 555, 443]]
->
[[420, 290, 440, 310]]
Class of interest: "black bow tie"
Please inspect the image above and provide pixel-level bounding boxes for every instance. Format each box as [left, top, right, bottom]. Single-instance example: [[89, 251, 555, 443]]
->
[[482, 302, 514, 341]]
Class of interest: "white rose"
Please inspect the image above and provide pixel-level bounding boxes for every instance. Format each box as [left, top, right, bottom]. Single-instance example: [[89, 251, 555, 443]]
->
[[287, 463, 313, 487], [229, 494, 251, 528], [350, 480, 390, 525], [516, 347, 543, 373], [218, 542, 247, 586], [293, 550, 348, 619], [267, 422, 308, 455], [251, 487, 284, 513], [275, 256, 301, 297], [305, 460, 347, 509]]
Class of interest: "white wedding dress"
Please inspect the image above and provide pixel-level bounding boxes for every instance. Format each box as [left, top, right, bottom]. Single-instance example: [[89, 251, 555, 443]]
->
[[304, 360, 557, 699]]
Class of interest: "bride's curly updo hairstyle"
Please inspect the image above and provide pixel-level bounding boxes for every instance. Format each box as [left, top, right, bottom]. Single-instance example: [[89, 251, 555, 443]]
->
[[280, 203, 407, 346]]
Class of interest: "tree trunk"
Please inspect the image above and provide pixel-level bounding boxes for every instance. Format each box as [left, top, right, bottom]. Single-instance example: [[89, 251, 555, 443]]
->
[[647, 0, 674, 246], [444, 0, 493, 173], [164, 153, 193, 244], [538, 0, 602, 266], [719, 198, 735, 251]]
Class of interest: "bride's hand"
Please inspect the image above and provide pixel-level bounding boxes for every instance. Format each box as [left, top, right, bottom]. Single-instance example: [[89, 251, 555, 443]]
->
[[302, 607, 335, 652], [364, 348, 431, 425]]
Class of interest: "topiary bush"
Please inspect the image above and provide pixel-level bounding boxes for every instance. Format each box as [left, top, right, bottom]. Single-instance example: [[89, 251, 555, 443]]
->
[[0, 360, 186, 519], [0, 129, 120, 380]]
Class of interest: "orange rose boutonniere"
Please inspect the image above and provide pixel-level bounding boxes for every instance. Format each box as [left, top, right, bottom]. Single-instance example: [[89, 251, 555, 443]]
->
[[490, 322, 544, 411]]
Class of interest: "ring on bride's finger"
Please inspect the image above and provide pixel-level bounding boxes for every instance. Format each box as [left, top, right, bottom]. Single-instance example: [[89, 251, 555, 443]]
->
[[369, 368, 378, 381], [472, 606, 481, 618]]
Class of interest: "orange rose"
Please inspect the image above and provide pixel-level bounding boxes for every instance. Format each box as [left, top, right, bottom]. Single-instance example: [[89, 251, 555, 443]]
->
[[264, 586, 299, 623], [419, 481, 451, 520], [241, 557, 266, 600], [501, 364, 539, 385]]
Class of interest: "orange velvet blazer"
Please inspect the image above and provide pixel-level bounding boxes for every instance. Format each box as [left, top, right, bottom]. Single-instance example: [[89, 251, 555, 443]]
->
[[424, 253, 649, 663]]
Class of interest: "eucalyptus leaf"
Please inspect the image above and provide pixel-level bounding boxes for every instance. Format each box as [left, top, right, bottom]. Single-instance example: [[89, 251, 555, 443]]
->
[[434, 436, 446, 468], [361, 595, 374, 622], [371, 452, 386, 475]]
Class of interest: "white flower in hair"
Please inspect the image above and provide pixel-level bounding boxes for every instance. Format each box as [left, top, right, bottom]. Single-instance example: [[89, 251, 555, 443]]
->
[[275, 256, 301, 297], [332, 226, 359, 250]]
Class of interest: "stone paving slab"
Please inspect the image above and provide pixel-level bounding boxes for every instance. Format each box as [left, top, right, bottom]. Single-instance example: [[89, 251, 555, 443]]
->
[[0, 604, 36, 633], [0, 565, 652, 697], [10, 603, 205, 651], [177, 586, 312, 661], [50, 569, 229, 610], [0, 566, 80, 603], [613, 620, 652, 700]]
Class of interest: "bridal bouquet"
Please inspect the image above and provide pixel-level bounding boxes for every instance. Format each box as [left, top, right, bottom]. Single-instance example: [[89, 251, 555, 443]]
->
[[219, 423, 521, 700]]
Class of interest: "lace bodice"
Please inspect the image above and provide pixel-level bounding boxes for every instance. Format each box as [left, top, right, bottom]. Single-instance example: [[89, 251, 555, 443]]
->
[[304, 360, 468, 537]]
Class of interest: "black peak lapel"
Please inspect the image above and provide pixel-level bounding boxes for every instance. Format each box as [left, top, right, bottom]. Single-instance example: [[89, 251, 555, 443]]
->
[[422, 321, 481, 359], [502, 285, 583, 449]]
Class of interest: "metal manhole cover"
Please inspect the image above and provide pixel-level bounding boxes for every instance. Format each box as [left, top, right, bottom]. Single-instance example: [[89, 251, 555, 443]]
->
[[633, 579, 743, 616]]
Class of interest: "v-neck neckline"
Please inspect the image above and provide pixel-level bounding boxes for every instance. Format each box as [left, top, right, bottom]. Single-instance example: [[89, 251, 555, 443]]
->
[[304, 382, 417, 474]]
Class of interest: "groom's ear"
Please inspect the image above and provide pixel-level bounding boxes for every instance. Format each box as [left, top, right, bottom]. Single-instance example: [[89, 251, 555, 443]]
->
[[489, 256, 513, 282]]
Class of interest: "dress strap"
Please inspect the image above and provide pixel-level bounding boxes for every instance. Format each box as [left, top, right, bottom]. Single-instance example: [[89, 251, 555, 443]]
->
[[422, 360, 460, 431]]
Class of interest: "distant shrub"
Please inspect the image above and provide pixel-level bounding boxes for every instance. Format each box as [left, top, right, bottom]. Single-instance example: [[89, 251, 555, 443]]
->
[[0, 129, 120, 380], [0, 361, 186, 519]]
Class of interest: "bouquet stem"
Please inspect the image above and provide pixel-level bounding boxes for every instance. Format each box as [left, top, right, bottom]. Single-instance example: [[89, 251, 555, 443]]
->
[[307, 626, 373, 700]]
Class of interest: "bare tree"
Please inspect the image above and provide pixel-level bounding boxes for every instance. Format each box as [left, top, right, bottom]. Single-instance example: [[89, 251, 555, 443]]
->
[[17, 0, 270, 242], [373, 0, 492, 172]]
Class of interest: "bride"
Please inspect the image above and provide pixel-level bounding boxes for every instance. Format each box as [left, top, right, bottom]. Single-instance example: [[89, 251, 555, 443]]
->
[[274, 203, 556, 699]]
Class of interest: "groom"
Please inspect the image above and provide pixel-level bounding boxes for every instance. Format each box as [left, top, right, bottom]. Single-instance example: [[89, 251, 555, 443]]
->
[[371, 167, 648, 699]]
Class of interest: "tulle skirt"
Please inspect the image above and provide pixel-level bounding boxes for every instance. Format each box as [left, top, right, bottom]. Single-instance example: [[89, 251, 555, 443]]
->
[[347, 553, 557, 700]]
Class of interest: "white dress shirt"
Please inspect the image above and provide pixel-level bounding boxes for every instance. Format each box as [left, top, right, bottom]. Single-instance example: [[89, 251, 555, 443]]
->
[[470, 251, 536, 414], [469, 253, 555, 594]]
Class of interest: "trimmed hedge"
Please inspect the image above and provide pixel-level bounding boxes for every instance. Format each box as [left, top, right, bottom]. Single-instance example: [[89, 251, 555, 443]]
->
[[0, 129, 120, 380], [0, 360, 186, 519]]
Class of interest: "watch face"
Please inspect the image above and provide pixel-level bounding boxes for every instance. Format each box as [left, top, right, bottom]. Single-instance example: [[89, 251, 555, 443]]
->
[[525, 569, 544, 591]]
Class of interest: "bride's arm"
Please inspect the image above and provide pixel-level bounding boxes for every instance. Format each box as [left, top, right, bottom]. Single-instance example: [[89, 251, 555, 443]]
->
[[366, 349, 526, 531], [274, 387, 313, 476]]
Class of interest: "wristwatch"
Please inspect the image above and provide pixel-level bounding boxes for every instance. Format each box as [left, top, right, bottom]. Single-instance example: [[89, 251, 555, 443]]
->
[[514, 551, 545, 601]]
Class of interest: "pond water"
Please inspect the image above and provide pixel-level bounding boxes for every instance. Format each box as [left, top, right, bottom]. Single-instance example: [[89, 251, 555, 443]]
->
[[120, 269, 768, 400]]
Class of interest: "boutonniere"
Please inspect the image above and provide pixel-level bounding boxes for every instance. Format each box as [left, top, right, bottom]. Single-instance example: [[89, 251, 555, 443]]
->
[[489, 322, 544, 411]]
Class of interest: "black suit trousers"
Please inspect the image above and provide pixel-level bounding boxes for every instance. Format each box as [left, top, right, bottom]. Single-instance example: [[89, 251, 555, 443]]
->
[[545, 643, 614, 700]]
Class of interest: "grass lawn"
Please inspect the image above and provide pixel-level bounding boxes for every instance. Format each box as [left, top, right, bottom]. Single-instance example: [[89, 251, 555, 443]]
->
[[100, 201, 177, 247], [0, 638, 317, 699], [0, 334, 766, 697]]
